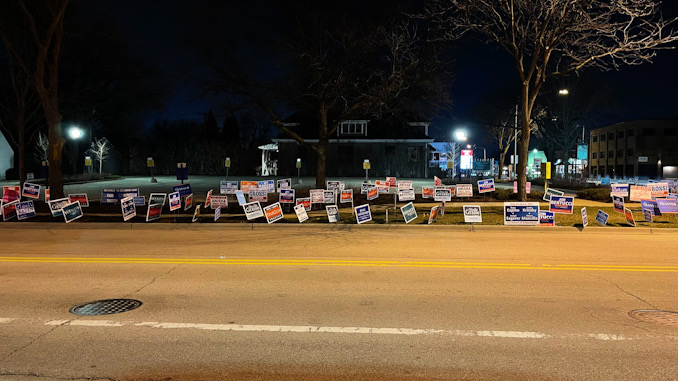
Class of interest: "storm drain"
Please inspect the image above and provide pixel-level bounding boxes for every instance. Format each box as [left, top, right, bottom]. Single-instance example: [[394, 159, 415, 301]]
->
[[629, 310, 678, 326], [70, 299, 142, 316]]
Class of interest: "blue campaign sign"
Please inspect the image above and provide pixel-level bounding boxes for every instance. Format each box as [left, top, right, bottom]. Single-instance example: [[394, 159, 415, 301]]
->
[[601, 177, 611, 185], [258, 180, 276, 193], [549, 196, 575, 214], [22, 182, 41, 199], [504, 202, 540, 225], [101, 188, 140, 204], [220, 181, 238, 194], [133, 196, 146, 206], [610, 184, 629, 198], [539, 210, 554, 226], [173, 184, 192, 197], [640, 199, 661, 216], [477, 179, 495, 193], [168, 192, 181, 211], [656, 198, 678, 214], [235, 190, 246, 205], [595, 209, 609, 226], [355, 204, 372, 224], [612, 195, 625, 214], [279, 189, 295, 204], [16, 201, 36, 220]]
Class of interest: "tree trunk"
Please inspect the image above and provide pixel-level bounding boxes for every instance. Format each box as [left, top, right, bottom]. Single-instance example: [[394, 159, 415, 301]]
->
[[17, 114, 26, 187], [498, 152, 506, 179], [517, 88, 531, 201], [315, 105, 329, 189], [44, 101, 65, 198]]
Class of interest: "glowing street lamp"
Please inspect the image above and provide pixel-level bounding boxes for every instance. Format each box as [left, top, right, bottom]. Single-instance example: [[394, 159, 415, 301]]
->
[[454, 130, 468, 142], [558, 88, 569, 96], [68, 126, 83, 140]]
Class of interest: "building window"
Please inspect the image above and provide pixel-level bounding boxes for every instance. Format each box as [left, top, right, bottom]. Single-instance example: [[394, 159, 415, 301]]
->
[[617, 149, 624, 157], [600, 134, 606, 142], [641, 128, 655, 136], [600, 151, 606, 159], [338, 120, 367, 136], [408, 147, 422, 162], [608, 132, 614, 140], [616, 130, 624, 139], [592, 152, 597, 159], [627, 148, 634, 156], [608, 150, 614, 158], [592, 135, 598, 143], [385, 145, 395, 155], [592, 166, 597, 176], [627, 128, 635, 137]]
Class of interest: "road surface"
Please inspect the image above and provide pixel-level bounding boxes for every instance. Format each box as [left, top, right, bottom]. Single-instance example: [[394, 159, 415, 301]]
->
[[1, 224, 676, 380]]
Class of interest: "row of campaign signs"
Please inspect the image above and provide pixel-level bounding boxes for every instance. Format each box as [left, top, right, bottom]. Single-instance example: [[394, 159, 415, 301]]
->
[[608, 181, 678, 225], [1, 183, 86, 223]]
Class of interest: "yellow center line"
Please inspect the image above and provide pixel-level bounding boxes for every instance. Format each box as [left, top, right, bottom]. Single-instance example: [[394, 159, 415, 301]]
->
[[0, 257, 677, 272]]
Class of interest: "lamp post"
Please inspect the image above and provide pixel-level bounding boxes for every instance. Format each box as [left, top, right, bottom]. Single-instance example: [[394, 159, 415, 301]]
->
[[67, 126, 84, 175], [453, 129, 468, 180], [296, 158, 301, 179]]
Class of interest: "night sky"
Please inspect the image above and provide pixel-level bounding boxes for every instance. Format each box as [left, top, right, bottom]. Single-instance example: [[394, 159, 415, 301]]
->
[[78, 1, 678, 145]]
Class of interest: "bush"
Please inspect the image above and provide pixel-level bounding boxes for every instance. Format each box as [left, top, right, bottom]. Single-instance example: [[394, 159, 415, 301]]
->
[[577, 187, 610, 202]]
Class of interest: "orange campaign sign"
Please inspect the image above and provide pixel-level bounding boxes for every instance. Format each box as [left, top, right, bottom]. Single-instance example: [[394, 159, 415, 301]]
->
[[422, 186, 434, 198], [240, 181, 258, 194], [386, 177, 397, 189], [264, 202, 284, 224], [340, 189, 353, 203], [367, 186, 379, 200]]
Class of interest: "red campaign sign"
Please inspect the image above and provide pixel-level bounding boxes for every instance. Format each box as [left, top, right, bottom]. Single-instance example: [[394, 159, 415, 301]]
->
[[68, 194, 89, 207], [340, 190, 353, 202], [296, 198, 311, 211], [367, 187, 379, 200], [434, 176, 442, 186], [2, 186, 20, 203], [386, 177, 397, 188]]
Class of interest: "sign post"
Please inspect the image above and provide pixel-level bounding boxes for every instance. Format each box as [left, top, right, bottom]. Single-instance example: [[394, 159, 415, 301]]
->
[[147, 157, 157, 183], [296, 158, 301, 179], [363, 159, 370, 181], [225, 157, 231, 179], [175, 162, 188, 184]]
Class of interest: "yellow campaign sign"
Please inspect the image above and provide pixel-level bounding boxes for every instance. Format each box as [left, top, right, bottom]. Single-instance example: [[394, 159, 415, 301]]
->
[[545, 162, 551, 180]]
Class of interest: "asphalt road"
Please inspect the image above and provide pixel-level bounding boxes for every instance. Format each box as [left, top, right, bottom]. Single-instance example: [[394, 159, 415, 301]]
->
[[1, 224, 677, 381]]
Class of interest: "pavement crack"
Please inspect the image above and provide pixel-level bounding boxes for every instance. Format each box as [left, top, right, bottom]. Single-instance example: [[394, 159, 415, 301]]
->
[[126, 264, 181, 297], [2, 323, 63, 362], [595, 276, 658, 309]]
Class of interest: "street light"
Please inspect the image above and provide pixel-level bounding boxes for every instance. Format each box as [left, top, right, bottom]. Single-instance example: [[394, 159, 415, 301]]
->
[[67, 126, 84, 175], [558, 89, 570, 96], [454, 130, 468, 142], [68, 126, 83, 140]]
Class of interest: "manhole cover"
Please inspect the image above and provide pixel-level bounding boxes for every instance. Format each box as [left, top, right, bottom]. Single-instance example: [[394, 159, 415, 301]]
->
[[629, 310, 678, 326], [70, 299, 142, 316]]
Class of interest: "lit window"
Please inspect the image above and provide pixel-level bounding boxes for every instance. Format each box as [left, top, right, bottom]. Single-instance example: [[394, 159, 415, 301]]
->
[[339, 120, 367, 136]]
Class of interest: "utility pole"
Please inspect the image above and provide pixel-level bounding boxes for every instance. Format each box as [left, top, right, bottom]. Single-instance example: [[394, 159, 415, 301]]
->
[[513, 104, 518, 180]]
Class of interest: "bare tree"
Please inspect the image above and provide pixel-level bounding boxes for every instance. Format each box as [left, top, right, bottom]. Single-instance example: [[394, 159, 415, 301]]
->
[[91, 137, 110, 179], [424, 0, 678, 200], [0, 0, 70, 198], [34, 131, 49, 164]]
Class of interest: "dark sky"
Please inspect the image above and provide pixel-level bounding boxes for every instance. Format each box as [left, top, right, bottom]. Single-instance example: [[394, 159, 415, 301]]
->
[[78, 1, 678, 144]]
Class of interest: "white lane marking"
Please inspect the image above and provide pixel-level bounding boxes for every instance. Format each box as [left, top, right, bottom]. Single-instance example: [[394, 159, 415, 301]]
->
[[0, 318, 639, 341]]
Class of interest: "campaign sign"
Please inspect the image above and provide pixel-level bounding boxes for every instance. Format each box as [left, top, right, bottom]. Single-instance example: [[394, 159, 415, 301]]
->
[[386, 177, 397, 189], [610, 184, 629, 198], [192, 204, 201, 222], [397, 181, 413, 190], [630, 185, 652, 202], [277, 178, 292, 190], [173, 184, 192, 197], [121, 196, 136, 221], [439, 201, 445, 216], [220, 181, 239, 195], [543, 188, 564, 202], [340, 189, 353, 203], [323, 190, 336, 204], [168, 192, 181, 211], [294, 204, 309, 223], [624, 207, 636, 227], [641, 199, 661, 216], [146, 203, 162, 222], [422, 186, 434, 199], [2, 186, 20, 203], [463, 205, 482, 223], [400, 202, 417, 224], [101, 188, 139, 204], [149, 193, 166, 207], [235, 190, 246, 205], [296, 197, 311, 212], [581, 207, 588, 228], [214, 206, 221, 221], [133, 196, 146, 206], [549, 196, 575, 214], [434, 176, 442, 186], [240, 181, 258, 194], [398, 188, 415, 202], [45, 189, 50, 202], [61, 201, 83, 223], [656, 198, 678, 214], [367, 186, 379, 201], [477, 179, 495, 193], [361, 182, 372, 195], [539, 210, 555, 227], [375, 180, 390, 194], [16, 200, 36, 220], [516, 181, 533, 194], [434, 187, 451, 202], [184, 194, 193, 210], [279, 189, 295, 204], [595, 209, 609, 226], [326, 181, 342, 191], [428, 205, 440, 224], [206, 189, 213, 208], [248, 188, 268, 203], [326, 205, 340, 223], [2, 200, 18, 221], [210, 195, 229, 209], [612, 195, 625, 214], [457, 184, 473, 197], [22, 182, 41, 199], [651, 182, 669, 198], [669, 193, 678, 201], [643, 209, 653, 222], [264, 202, 284, 224], [504, 202, 540, 226], [68, 193, 89, 208], [309, 189, 323, 204], [258, 180, 276, 193], [355, 204, 372, 224], [48, 198, 70, 217], [243, 201, 264, 220]]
